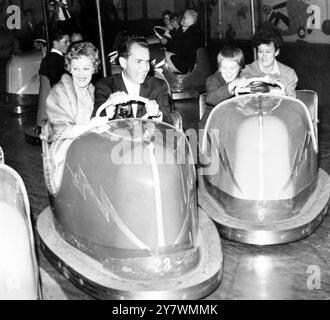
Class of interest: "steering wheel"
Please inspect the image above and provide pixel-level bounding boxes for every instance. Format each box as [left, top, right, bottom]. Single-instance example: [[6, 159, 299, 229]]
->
[[107, 51, 118, 64], [95, 94, 149, 119], [235, 77, 285, 96], [153, 26, 167, 39]]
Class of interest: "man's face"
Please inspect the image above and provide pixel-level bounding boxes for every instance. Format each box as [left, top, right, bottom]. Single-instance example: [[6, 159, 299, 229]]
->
[[54, 35, 70, 54], [121, 43, 150, 85], [257, 42, 279, 70], [181, 12, 194, 31]]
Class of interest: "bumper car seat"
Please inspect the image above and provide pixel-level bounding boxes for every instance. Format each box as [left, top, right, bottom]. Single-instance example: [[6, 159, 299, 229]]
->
[[162, 47, 212, 93]]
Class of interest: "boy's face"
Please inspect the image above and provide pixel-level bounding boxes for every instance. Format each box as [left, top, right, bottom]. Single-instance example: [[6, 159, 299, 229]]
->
[[219, 59, 240, 82], [54, 35, 70, 54]]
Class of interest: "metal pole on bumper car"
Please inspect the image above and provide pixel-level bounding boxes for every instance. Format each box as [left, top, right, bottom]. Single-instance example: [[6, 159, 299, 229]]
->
[[95, 0, 107, 77]]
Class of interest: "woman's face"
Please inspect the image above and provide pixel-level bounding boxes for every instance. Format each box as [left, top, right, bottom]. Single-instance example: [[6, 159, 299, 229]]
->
[[219, 58, 240, 82], [70, 56, 94, 88], [257, 42, 279, 70], [163, 14, 171, 28]]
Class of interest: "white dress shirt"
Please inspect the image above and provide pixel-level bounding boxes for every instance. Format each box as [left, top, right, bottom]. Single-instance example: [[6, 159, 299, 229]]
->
[[122, 72, 141, 117], [121, 72, 163, 121]]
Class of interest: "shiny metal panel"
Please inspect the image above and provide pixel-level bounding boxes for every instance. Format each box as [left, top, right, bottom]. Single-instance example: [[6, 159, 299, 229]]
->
[[200, 94, 318, 219], [52, 119, 200, 279]]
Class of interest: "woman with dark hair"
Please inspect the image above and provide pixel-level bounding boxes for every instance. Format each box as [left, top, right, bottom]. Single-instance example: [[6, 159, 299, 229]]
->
[[241, 23, 298, 97]]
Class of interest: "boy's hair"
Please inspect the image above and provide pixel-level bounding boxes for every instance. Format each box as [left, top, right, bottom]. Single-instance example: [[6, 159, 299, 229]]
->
[[253, 22, 283, 50], [217, 46, 245, 69]]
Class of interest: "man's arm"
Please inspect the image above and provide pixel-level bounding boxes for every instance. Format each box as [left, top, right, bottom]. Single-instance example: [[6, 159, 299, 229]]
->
[[152, 78, 172, 124], [93, 78, 113, 116]]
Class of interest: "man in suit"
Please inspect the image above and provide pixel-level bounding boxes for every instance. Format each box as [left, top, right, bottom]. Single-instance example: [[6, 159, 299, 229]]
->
[[39, 27, 71, 87], [36, 27, 70, 131], [93, 36, 172, 124]]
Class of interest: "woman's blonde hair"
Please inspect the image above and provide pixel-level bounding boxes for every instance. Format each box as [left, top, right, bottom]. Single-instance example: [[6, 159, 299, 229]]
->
[[65, 41, 100, 74], [217, 46, 245, 70]]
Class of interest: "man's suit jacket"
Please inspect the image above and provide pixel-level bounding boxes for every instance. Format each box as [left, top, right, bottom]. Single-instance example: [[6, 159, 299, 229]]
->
[[169, 24, 204, 74], [39, 51, 66, 87], [93, 74, 172, 124]]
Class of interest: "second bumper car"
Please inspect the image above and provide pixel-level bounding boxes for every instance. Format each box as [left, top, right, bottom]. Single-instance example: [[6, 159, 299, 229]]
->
[[199, 90, 330, 245]]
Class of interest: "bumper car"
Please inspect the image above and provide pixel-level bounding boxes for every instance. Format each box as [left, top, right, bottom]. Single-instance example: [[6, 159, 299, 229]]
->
[[162, 47, 212, 94], [37, 97, 223, 300], [198, 80, 330, 245], [0, 146, 41, 299], [5, 46, 44, 114]]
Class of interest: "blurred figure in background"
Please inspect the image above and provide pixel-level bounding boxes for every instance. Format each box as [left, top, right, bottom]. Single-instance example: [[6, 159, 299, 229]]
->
[[165, 10, 203, 74], [160, 12, 183, 52]]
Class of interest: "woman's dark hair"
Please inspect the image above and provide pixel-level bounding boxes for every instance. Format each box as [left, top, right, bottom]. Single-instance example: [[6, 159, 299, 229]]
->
[[118, 35, 149, 59], [253, 22, 283, 50]]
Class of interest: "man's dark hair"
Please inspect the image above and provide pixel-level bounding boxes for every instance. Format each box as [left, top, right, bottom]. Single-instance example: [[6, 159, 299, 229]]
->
[[253, 22, 283, 50], [118, 35, 149, 59], [50, 27, 69, 44]]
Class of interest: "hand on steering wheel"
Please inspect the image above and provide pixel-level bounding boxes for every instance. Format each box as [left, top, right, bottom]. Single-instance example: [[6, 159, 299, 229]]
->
[[234, 76, 285, 96], [96, 92, 150, 119]]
